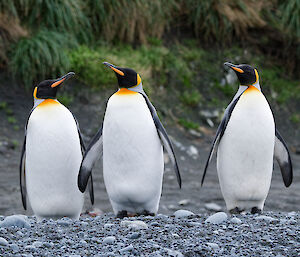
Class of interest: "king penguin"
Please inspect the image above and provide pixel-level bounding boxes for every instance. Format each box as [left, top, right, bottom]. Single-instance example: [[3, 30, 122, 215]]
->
[[20, 72, 94, 220], [201, 62, 293, 214], [78, 62, 181, 217]]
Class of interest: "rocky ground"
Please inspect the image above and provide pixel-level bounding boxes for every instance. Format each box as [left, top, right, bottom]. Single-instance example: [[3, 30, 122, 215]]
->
[[0, 211, 299, 256]]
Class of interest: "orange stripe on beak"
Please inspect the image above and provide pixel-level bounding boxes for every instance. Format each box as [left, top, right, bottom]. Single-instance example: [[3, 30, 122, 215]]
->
[[232, 67, 244, 73], [110, 66, 124, 76], [51, 78, 66, 88]]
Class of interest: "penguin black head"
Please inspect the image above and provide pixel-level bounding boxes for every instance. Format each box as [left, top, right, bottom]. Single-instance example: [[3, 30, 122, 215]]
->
[[224, 62, 259, 86], [103, 62, 142, 88], [33, 72, 75, 99]]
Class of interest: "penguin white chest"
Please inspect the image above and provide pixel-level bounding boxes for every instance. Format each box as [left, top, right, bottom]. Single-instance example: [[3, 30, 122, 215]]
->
[[103, 90, 163, 214], [26, 100, 83, 219], [217, 87, 275, 210]]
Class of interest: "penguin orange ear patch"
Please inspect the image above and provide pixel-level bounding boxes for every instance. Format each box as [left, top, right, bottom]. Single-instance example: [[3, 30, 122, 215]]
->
[[33, 87, 38, 99], [232, 67, 244, 73]]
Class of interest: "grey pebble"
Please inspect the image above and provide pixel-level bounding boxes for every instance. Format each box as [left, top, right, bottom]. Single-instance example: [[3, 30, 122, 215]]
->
[[255, 215, 276, 222], [0, 215, 31, 229], [231, 217, 242, 224], [103, 236, 116, 244], [205, 212, 228, 224], [128, 232, 141, 239], [119, 244, 134, 253], [0, 237, 8, 246], [10, 243, 19, 251], [24, 245, 36, 252], [174, 209, 194, 218]]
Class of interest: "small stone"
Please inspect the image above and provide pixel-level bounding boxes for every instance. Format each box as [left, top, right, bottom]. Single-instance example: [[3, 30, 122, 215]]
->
[[103, 236, 116, 244], [10, 243, 19, 252], [119, 244, 134, 253], [166, 248, 184, 257], [204, 203, 222, 211], [32, 241, 43, 248], [207, 243, 219, 250], [189, 129, 202, 138], [156, 214, 168, 221], [121, 220, 148, 230], [231, 217, 242, 224], [0, 237, 8, 246], [57, 218, 71, 226], [104, 224, 114, 229], [174, 210, 194, 218], [0, 215, 30, 229], [187, 145, 198, 157], [43, 242, 54, 248], [128, 232, 140, 239], [205, 212, 228, 224], [24, 245, 36, 252], [178, 199, 190, 206], [255, 216, 276, 222], [150, 222, 160, 227]]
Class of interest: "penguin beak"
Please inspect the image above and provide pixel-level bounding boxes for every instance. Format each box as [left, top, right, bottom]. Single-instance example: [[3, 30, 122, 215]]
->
[[51, 72, 75, 88], [103, 62, 125, 76], [224, 62, 244, 74]]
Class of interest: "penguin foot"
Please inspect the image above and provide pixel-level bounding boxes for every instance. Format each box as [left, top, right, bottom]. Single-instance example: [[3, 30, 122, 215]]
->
[[251, 207, 262, 214], [138, 210, 155, 217], [229, 207, 244, 214], [116, 210, 128, 219]]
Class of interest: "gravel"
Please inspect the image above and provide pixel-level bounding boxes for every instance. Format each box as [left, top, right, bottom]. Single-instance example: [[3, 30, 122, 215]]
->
[[0, 211, 299, 256]]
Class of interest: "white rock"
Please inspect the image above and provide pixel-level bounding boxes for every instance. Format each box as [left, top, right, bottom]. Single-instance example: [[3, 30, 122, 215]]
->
[[164, 153, 170, 164], [174, 210, 194, 218], [207, 242, 219, 250], [0, 237, 8, 246], [178, 199, 190, 206], [206, 118, 214, 127], [204, 203, 222, 211], [187, 145, 198, 157], [231, 217, 242, 224], [120, 220, 148, 230], [255, 216, 276, 222], [205, 212, 228, 224], [0, 215, 30, 229], [103, 236, 116, 244], [189, 129, 201, 138]]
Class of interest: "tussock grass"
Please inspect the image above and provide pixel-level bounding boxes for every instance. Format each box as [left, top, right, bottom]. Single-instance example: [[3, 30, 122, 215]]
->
[[10, 30, 77, 88]]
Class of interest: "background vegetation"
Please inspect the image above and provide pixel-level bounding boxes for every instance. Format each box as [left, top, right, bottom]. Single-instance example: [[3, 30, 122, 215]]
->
[[0, 0, 299, 128]]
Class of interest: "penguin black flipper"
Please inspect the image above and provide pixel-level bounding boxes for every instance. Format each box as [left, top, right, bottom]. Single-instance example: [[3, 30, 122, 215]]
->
[[274, 129, 293, 187], [140, 93, 182, 188], [20, 108, 35, 210], [20, 137, 27, 210], [72, 113, 95, 204], [201, 94, 242, 186], [78, 127, 103, 193]]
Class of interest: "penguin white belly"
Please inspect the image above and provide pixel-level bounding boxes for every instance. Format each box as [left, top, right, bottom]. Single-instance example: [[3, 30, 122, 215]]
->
[[26, 100, 84, 220], [217, 87, 275, 211], [103, 91, 163, 214]]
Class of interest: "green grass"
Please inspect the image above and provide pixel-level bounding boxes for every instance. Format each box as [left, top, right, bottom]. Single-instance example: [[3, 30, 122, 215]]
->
[[178, 118, 199, 130], [180, 90, 203, 107], [10, 30, 77, 89]]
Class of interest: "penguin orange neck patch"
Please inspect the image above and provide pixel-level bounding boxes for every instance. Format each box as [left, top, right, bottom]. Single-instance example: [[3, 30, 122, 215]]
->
[[37, 99, 60, 108], [115, 88, 137, 95], [244, 85, 260, 94]]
